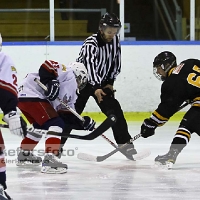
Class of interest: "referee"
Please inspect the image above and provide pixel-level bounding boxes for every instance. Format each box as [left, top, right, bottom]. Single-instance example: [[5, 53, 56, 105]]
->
[[61, 12, 137, 160]]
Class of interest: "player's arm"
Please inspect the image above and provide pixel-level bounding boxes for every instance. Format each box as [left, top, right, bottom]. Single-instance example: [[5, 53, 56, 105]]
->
[[140, 87, 184, 138], [0, 84, 27, 137], [39, 60, 60, 101]]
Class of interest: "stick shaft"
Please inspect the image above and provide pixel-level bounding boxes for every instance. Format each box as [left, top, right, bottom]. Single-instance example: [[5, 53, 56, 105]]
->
[[97, 133, 141, 162]]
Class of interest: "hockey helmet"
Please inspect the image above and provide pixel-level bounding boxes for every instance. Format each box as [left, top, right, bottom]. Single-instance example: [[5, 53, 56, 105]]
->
[[153, 51, 177, 81], [99, 12, 121, 33], [68, 62, 88, 91]]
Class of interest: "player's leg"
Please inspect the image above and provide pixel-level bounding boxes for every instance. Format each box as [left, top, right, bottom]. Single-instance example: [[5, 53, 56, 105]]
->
[[59, 84, 91, 154], [16, 101, 50, 166], [17, 100, 67, 173], [94, 93, 137, 160], [155, 106, 200, 168], [0, 130, 12, 200]]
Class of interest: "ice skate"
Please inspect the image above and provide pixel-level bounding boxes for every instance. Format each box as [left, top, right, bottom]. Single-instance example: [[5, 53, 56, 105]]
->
[[0, 185, 13, 200], [41, 153, 68, 174], [120, 143, 137, 161], [155, 148, 179, 169], [16, 149, 42, 166], [55, 147, 63, 159]]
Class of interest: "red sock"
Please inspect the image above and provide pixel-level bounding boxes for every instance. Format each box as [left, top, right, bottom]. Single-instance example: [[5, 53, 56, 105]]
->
[[20, 137, 39, 151], [45, 137, 61, 155]]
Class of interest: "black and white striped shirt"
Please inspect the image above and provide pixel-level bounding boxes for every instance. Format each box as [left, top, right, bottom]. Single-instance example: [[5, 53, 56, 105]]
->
[[76, 31, 121, 90]]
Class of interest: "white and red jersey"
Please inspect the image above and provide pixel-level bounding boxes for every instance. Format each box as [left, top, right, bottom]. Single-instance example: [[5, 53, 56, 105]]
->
[[18, 60, 78, 111], [0, 51, 19, 115], [0, 52, 18, 97]]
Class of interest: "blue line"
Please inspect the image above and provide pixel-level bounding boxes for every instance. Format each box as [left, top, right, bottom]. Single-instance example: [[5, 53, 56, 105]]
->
[[3, 40, 200, 46]]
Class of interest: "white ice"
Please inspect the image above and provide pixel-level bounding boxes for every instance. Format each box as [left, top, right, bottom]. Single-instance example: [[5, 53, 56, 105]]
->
[[2, 121, 200, 200]]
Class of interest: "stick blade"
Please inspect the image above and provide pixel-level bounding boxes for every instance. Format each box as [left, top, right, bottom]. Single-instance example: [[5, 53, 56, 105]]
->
[[132, 149, 151, 160], [77, 153, 97, 162]]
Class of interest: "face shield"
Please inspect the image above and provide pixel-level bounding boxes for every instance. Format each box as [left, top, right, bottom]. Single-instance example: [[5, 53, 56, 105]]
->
[[153, 65, 166, 81], [153, 60, 176, 81]]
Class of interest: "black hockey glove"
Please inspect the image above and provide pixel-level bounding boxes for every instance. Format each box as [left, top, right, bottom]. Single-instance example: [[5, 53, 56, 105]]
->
[[82, 116, 96, 131], [102, 88, 115, 98], [45, 79, 60, 101], [140, 118, 157, 138]]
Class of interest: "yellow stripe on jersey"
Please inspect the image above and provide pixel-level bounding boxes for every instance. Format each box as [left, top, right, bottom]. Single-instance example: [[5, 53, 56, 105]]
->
[[192, 103, 200, 107], [176, 130, 191, 139], [168, 67, 175, 76], [152, 111, 168, 121], [193, 97, 200, 101]]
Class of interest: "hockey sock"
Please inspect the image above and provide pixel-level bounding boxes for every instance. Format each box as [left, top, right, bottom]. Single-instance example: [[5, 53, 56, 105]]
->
[[20, 137, 39, 151], [45, 137, 61, 155]]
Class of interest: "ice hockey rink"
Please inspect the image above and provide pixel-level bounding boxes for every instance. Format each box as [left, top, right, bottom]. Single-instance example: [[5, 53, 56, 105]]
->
[[2, 121, 200, 200]]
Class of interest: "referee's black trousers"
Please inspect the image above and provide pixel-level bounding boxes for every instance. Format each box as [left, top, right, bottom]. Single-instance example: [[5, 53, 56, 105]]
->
[[74, 83, 132, 145]]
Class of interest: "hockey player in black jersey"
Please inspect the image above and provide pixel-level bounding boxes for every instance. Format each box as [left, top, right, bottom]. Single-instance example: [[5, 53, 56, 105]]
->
[[60, 12, 137, 160], [140, 51, 200, 169]]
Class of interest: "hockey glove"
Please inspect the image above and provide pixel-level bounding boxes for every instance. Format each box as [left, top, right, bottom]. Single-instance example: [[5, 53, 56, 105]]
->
[[140, 118, 157, 138], [45, 79, 60, 101], [102, 87, 115, 98], [3, 111, 27, 138], [82, 116, 96, 131]]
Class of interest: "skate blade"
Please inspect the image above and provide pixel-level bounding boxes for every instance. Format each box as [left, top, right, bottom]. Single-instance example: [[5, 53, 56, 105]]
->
[[16, 160, 41, 167], [41, 166, 67, 174], [154, 161, 174, 170], [77, 153, 97, 162], [132, 149, 151, 160]]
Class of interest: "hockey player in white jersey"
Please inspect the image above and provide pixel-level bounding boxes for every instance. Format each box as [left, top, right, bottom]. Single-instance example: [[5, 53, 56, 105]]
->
[[17, 60, 95, 174], [0, 33, 27, 200]]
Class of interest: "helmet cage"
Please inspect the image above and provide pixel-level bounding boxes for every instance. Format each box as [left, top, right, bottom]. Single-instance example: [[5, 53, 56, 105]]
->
[[74, 70, 88, 91], [68, 62, 88, 91], [153, 60, 176, 81]]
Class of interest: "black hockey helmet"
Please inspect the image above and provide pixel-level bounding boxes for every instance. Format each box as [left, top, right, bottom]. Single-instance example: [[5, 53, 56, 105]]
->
[[153, 51, 177, 81], [99, 12, 121, 32]]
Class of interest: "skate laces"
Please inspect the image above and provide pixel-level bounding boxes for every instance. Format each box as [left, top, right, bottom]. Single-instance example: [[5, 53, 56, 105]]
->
[[46, 153, 62, 163]]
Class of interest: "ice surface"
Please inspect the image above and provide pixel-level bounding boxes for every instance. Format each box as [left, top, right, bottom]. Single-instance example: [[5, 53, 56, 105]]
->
[[2, 122, 200, 200]]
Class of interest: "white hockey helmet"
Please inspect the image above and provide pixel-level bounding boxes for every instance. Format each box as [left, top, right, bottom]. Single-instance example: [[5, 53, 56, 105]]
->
[[68, 62, 88, 91], [0, 33, 2, 52]]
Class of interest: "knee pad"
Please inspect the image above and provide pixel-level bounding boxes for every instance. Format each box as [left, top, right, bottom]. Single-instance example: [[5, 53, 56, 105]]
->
[[42, 117, 65, 130], [48, 126, 63, 133]]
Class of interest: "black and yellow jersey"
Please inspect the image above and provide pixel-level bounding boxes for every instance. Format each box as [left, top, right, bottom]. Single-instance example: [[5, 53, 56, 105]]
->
[[151, 59, 200, 126]]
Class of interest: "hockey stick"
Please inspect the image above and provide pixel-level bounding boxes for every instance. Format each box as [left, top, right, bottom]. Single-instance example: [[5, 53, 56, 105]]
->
[[77, 133, 142, 162], [34, 78, 147, 159], [35, 78, 136, 154], [0, 115, 116, 140], [178, 100, 192, 111], [77, 99, 192, 162]]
